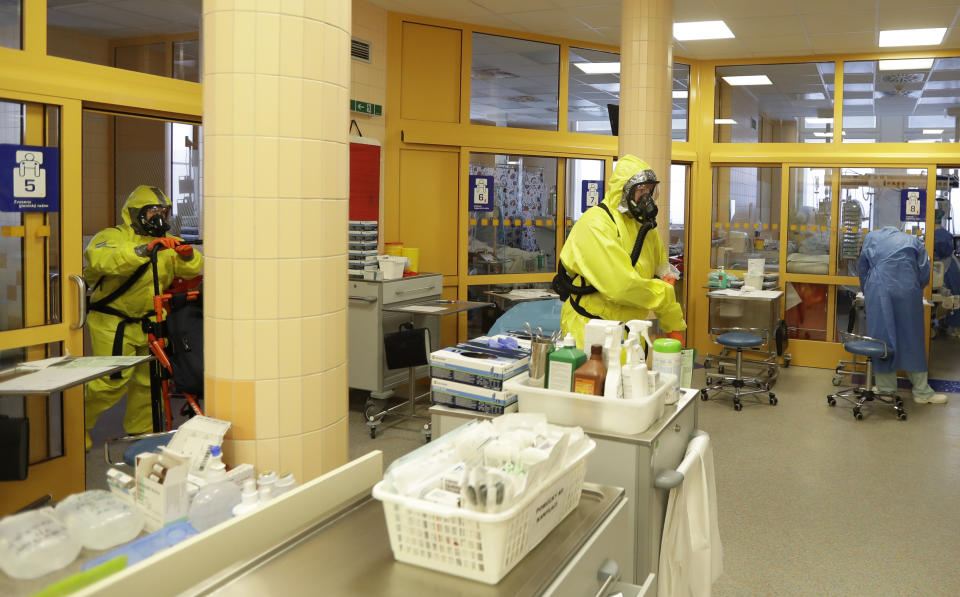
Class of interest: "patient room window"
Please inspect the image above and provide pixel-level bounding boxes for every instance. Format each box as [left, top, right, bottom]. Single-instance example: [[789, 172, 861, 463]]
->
[[711, 166, 782, 269], [468, 153, 557, 276], [787, 167, 833, 274], [837, 167, 927, 277], [0, 0, 20, 49], [564, 157, 605, 238], [785, 282, 828, 341]]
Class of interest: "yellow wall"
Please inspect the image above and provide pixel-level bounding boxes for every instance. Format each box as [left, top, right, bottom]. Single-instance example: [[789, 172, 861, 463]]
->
[[81, 112, 113, 235], [47, 26, 110, 67], [351, 0, 387, 144]]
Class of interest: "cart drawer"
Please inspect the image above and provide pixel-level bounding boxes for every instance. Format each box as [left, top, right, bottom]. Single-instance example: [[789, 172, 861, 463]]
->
[[381, 276, 442, 304]]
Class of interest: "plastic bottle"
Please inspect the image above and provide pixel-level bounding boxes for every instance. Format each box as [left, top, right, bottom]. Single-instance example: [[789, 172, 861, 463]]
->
[[189, 449, 242, 532], [0, 509, 81, 580], [258, 470, 278, 503], [54, 489, 145, 550], [547, 333, 587, 392], [603, 332, 623, 400], [232, 479, 261, 516], [651, 338, 682, 405], [274, 473, 298, 496], [573, 344, 606, 396], [625, 320, 654, 364]]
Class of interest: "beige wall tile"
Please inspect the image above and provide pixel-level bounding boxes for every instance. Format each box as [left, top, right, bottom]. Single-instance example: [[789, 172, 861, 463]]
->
[[302, 200, 324, 256], [253, 198, 280, 258], [321, 418, 348, 474], [279, 15, 305, 78], [320, 256, 346, 313], [301, 372, 323, 433], [302, 429, 323, 480], [320, 310, 346, 370], [232, 74, 256, 136], [277, 200, 303, 258], [233, 11, 257, 73], [321, 364, 347, 427], [300, 315, 325, 375], [254, 13, 281, 75], [301, 140, 323, 199], [231, 259, 255, 319], [301, 258, 323, 317], [278, 77, 304, 139], [254, 138, 280, 199], [278, 377, 302, 436], [254, 379, 280, 440], [229, 439, 258, 469], [279, 436, 304, 482], [254, 74, 280, 137], [214, 379, 234, 434], [233, 320, 256, 380], [277, 259, 303, 318], [231, 196, 255, 259], [277, 139, 303, 199], [210, 317, 234, 379], [302, 18, 325, 83], [254, 319, 280, 379], [301, 80, 323, 141], [253, 260, 278, 319], [232, 380, 256, 440], [256, 438, 280, 475], [277, 318, 303, 378], [280, 0, 305, 16], [319, 199, 346, 256]]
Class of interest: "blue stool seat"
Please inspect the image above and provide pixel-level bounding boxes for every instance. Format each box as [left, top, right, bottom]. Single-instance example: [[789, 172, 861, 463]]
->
[[717, 332, 763, 349], [123, 434, 173, 467], [843, 339, 886, 359]]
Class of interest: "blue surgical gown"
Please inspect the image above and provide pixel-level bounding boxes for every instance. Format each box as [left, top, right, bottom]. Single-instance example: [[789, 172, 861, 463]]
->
[[934, 227, 960, 327], [858, 227, 930, 373]]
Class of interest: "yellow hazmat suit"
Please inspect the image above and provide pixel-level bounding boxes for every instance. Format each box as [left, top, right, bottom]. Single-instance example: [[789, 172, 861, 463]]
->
[[558, 155, 686, 347], [84, 186, 203, 436]]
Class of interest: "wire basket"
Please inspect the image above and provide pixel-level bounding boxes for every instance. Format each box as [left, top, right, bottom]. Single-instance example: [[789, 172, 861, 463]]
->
[[371, 438, 595, 584]]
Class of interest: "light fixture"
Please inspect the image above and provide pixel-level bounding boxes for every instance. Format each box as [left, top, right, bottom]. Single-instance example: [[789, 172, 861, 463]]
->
[[923, 129, 944, 135], [721, 75, 773, 86], [588, 82, 620, 92], [714, 118, 737, 125], [803, 92, 826, 100], [672, 90, 688, 99], [879, 28, 947, 47], [878, 58, 933, 71], [908, 138, 938, 143], [574, 62, 620, 74], [844, 138, 877, 143], [805, 117, 834, 126], [674, 21, 735, 41], [813, 132, 833, 138]]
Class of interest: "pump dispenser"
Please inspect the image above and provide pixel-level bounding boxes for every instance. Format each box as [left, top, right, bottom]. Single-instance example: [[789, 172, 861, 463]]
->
[[547, 333, 586, 392], [232, 479, 261, 516]]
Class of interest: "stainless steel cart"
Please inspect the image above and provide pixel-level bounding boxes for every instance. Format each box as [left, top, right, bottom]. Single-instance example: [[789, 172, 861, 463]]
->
[[704, 289, 790, 384]]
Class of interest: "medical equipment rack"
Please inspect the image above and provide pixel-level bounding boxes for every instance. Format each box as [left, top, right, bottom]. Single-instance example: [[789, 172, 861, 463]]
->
[[702, 290, 789, 387]]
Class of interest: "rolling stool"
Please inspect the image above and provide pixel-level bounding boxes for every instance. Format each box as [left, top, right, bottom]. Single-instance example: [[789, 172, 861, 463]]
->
[[701, 328, 777, 411], [828, 332, 904, 420]]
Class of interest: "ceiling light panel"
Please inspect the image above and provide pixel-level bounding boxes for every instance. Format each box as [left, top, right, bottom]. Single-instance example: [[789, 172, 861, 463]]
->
[[923, 129, 944, 135], [878, 58, 934, 71], [673, 91, 688, 99], [879, 28, 947, 47], [574, 62, 620, 74], [721, 75, 773, 86], [674, 21, 735, 41], [714, 118, 738, 125]]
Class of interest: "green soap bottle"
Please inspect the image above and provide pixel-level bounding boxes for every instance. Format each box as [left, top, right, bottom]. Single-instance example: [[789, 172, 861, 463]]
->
[[547, 333, 587, 392]]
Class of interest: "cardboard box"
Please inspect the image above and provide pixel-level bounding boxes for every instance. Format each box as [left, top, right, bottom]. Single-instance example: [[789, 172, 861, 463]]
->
[[431, 378, 519, 414], [429, 337, 530, 388], [136, 448, 191, 532]]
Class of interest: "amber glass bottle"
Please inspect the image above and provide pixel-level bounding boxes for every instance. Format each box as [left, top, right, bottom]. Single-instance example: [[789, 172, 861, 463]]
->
[[573, 344, 607, 396]]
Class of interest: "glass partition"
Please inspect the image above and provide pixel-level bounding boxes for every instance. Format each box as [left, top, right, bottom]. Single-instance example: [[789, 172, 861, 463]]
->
[[173, 39, 201, 82], [835, 285, 860, 341], [47, 1, 200, 80], [466, 282, 556, 339], [468, 153, 557, 275], [673, 63, 691, 141], [568, 47, 618, 135], [564, 157, 605, 236], [0, 0, 20, 49], [711, 166, 782, 269], [715, 62, 835, 143], [842, 58, 960, 143], [471, 33, 559, 131], [837, 167, 927, 276], [0, 342, 65, 463], [787, 167, 832, 274]]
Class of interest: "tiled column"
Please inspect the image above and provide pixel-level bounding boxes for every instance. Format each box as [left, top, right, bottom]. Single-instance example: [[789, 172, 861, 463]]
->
[[619, 0, 673, 241], [203, 0, 351, 482]]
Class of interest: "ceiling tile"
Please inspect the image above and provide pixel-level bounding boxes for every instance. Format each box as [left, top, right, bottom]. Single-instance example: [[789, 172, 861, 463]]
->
[[808, 32, 877, 54], [675, 38, 753, 61], [878, 0, 960, 9], [570, 4, 621, 29], [726, 16, 807, 39], [798, 0, 876, 15], [877, 7, 960, 31], [501, 9, 587, 31], [742, 35, 812, 57], [706, 0, 799, 18], [673, 0, 722, 21], [801, 13, 875, 36], [472, 0, 557, 13]]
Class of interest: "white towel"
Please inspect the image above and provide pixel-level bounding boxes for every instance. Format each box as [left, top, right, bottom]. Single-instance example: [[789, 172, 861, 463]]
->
[[658, 431, 723, 597]]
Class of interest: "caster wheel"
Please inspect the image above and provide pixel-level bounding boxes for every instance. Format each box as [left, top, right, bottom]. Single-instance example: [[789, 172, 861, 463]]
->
[[784, 357, 791, 368], [700, 389, 710, 401], [717, 365, 725, 374], [832, 375, 843, 386], [704, 358, 713, 369], [705, 376, 714, 385], [769, 393, 778, 405], [827, 396, 836, 406], [369, 426, 377, 439], [898, 412, 907, 421], [853, 409, 863, 420], [895, 398, 904, 407], [364, 404, 381, 422], [734, 402, 743, 412]]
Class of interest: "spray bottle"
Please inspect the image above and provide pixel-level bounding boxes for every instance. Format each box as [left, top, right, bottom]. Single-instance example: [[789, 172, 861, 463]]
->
[[622, 339, 648, 399], [603, 329, 623, 400], [625, 320, 654, 364]]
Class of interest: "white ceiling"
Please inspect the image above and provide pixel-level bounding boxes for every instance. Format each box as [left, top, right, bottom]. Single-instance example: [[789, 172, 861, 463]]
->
[[367, 0, 960, 59]]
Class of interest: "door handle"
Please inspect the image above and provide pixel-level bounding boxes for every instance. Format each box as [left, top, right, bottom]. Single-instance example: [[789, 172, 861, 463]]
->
[[349, 296, 378, 303], [69, 274, 86, 329], [594, 558, 620, 597], [395, 286, 434, 295]]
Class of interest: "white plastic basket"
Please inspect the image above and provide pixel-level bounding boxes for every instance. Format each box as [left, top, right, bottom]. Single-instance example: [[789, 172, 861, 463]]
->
[[505, 371, 676, 435], [372, 438, 595, 584]]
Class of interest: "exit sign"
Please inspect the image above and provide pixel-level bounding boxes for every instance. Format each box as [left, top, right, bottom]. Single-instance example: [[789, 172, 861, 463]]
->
[[350, 100, 382, 116]]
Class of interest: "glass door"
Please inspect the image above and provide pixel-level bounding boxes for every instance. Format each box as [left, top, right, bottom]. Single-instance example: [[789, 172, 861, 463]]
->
[[0, 95, 85, 515]]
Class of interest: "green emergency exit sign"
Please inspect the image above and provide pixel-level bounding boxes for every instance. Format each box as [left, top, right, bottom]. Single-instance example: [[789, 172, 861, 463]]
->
[[350, 100, 382, 116]]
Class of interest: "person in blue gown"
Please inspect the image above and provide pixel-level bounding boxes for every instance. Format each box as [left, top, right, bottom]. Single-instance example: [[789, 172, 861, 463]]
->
[[933, 220, 960, 336], [859, 227, 947, 404]]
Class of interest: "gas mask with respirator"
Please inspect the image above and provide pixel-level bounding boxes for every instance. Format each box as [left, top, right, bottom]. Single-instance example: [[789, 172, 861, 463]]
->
[[131, 204, 172, 238], [619, 170, 660, 226]]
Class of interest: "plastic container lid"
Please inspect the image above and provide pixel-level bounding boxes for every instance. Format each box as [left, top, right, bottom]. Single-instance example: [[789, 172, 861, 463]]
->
[[54, 490, 145, 550], [652, 338, 682, 353]]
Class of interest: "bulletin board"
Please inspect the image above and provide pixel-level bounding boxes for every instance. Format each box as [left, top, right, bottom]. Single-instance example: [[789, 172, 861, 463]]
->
[[349, 140, 381, 222]]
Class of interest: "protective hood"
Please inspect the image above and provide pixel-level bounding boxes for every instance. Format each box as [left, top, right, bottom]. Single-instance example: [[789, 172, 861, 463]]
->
[[122, 185, 172, 237], [605, 154, 654, 211]]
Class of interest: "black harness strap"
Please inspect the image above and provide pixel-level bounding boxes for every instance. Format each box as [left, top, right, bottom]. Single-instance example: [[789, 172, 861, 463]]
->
[[88, 261, 152, 379]]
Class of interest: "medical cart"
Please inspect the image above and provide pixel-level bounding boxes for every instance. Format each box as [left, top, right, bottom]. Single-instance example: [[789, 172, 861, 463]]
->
[[703, 289, 789, 384]]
